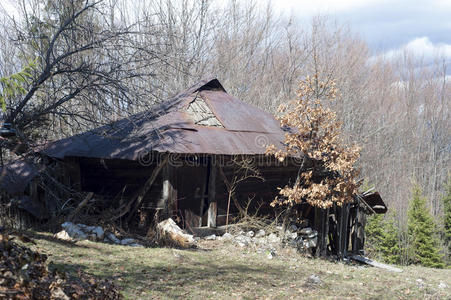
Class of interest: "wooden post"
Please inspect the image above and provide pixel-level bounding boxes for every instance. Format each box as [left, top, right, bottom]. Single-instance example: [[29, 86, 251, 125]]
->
[[161, 163, 177, 220], [314, 207, 328, 257], [207, 163, 217, 228]]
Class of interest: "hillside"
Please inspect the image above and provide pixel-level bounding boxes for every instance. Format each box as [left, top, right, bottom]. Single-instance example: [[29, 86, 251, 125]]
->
[[17, 232, 451, 299]]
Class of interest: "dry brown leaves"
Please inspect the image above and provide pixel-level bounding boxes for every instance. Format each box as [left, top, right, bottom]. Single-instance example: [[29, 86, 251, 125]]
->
[[267, 75, 361, 209], [0, 233, 122, 299]]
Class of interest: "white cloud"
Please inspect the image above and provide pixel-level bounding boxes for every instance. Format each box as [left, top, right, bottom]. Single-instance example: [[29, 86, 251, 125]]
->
[[379, 37, 451, 60]]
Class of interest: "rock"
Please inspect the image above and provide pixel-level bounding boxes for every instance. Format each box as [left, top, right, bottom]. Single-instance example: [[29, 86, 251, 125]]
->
[[237, 241, 246, 247], [61, 222, 88, 240], [157, 218, 195, 248], [285, 231, 297, 240], [235, 234, 252, 246], [438, 282, 447, 289], [267, 233, 280, 244], [267, 252, 273, 259], [255, 229, 266, 238], [91, 226, 104, 240], [54, 230, 73, 241], [300, 227, 313, 236], [120, 238, 135, 245], [307, 274, 321, 285], [290, 224, 298, 231], [205, 234, 217, 240], [106, 233, 121, 244], [246, 231, 254, 237], [221, 232, 233, 241]]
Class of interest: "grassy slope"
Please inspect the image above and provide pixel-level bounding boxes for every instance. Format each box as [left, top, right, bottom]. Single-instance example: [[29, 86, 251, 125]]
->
[[23, 232, 451, 299]]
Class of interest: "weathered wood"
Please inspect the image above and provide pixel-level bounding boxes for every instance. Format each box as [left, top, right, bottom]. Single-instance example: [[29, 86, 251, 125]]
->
[[124, 155, 168, 223], [68, 192, 93, 221], [207, 164, 217, 228], [349, 255, 403, 273], [159, 163, 177, 220]]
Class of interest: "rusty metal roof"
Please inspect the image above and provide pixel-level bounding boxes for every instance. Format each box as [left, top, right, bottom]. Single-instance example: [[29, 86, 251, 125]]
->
[[42, 78, 287, 160], [0, 158, 40, 196]]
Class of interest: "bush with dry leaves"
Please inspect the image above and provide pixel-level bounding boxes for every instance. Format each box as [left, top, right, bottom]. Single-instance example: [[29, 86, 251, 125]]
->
[[266, 75, 361, 209]]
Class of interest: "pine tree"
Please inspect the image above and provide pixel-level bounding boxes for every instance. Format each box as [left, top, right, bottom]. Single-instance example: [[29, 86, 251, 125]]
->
[[407, 185, 444, 268], [365, 212, 401, 264], [442, 177, 451, 264]]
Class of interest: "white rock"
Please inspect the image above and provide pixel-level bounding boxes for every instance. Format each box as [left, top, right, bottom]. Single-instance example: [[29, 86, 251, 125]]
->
[[204, 234, 217, 240], [246, 231, 254, 237], [255, 229, 265, 238], [438, 282, 447, 289], [267, 252, 273, 259], [54, 230, 73, 241], [221, 232, 233, 241], [121, 238, 136, 245]]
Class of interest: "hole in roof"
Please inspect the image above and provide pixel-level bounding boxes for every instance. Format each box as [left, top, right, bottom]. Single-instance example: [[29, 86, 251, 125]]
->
[[187, 95, 224, 127]]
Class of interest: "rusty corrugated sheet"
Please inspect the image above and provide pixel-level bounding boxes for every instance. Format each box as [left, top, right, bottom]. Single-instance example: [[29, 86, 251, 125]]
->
[[42, 78, 287, 160]]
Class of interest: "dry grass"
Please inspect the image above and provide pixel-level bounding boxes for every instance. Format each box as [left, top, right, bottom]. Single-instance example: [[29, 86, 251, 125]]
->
[[17, 231, 451, 299]]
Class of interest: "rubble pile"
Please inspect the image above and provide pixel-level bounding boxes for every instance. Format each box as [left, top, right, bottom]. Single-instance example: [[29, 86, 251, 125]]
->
[[201, 225, 319, 256], [55, 222, 144, 247], [0, 233, 122, 299]]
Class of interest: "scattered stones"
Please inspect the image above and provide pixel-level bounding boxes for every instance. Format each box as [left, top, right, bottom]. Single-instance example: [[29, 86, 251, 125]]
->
[[60, 222, 88, 240]]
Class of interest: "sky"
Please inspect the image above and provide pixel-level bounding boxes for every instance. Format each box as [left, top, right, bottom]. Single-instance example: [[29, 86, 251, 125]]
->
[[272, 0, 451, 60]]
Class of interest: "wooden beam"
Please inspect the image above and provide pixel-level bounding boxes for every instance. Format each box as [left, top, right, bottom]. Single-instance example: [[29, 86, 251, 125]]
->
[[124, 155, 168, 223], [207, 164, 217, 228], [160, 162, 177, 220]]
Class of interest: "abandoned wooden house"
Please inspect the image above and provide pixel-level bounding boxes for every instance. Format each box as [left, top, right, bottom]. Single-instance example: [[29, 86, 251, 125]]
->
[[0, 78, 386, 258]]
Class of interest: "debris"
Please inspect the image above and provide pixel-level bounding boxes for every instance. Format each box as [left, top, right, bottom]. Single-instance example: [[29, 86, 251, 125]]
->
[[106, 233, 121, 244], [61, 222, 88, 240], [349, 255, 403, 273], [157, 218, 196, 248], [204, 234, 217, 240], [0, 233, 121, 299]]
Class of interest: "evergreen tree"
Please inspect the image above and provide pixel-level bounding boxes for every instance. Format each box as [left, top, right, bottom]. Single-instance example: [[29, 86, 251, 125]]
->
[[407, 185, 444, 268], [442, 177, 451, 264], [365, 212, 401, 264]]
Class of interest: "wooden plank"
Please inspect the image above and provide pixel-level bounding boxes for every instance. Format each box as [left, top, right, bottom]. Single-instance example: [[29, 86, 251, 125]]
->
[[349, 255, 403, 273], [159, 162, 178, 220], [124, 155, 168, 223], [207, 164, 217, 227], [68, 192, 94, 221]]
